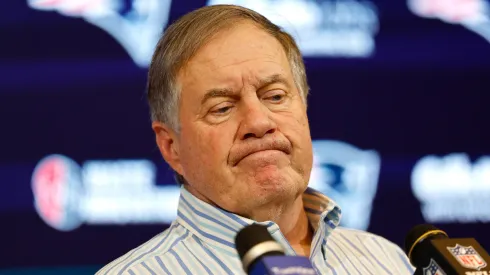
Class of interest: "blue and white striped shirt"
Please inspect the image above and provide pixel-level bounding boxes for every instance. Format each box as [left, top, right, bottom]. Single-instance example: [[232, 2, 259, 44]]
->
[[97, 186, 415, 275]]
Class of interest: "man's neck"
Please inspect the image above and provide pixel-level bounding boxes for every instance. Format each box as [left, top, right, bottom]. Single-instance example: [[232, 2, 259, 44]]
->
[[277, 197, 313, 257], [183, 184, 313, 256]]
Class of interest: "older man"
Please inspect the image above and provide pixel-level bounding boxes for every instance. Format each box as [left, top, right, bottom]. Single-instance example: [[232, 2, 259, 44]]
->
[[98, 4, 414, 275]]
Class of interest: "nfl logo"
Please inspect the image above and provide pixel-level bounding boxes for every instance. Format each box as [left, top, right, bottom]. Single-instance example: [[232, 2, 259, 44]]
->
[[447, 244, 487, 270], [423, 259, 446, 275], [423, 259, 447, 275]]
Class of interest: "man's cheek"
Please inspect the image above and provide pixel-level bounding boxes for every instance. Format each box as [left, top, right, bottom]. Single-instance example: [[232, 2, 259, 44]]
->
[[209, 132, 233, 164], [279, 118, 307, 139], [202, 131, 225, 152]]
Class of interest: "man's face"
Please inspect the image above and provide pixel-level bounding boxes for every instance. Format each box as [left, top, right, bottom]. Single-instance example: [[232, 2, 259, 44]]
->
[[169, 22, 312, 219]]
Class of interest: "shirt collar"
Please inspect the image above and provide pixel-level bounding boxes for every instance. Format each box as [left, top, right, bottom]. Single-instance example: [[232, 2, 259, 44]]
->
[[175, 185, 342, 254]]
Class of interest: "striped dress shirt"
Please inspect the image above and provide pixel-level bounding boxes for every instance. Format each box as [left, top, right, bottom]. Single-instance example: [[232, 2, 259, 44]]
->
[[97, 186, 415, 275]]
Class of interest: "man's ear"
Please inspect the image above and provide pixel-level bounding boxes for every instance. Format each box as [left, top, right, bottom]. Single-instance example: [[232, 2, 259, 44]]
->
[[152, 121, 184, 175]]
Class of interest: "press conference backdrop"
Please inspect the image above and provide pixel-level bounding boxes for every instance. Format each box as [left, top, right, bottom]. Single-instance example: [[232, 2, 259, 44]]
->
[[1, 0, 490, 273]]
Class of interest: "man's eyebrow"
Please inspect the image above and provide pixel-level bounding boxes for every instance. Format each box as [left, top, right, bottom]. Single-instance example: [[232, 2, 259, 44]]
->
[[201, 88, 238, 105], [254, 74, 291, 90], [200, 74, 290, 105]]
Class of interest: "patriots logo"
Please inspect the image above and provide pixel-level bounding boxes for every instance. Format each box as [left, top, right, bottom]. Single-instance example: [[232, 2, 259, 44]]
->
[[408, 0, 490, 43], [309, 140, 381, 230], [27, 0, 173, 67], [448, 244, 488, 270]]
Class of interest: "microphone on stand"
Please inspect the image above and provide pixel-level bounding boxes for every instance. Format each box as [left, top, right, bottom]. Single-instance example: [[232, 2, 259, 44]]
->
[[405, 224, 490, 275], [235, 223, 317, 275]]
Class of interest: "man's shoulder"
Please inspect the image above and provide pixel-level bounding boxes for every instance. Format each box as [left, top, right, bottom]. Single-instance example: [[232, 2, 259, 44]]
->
[[96, 223, 188, 275], [333, 227, 401, 249], [331, 226, 406, 255], [329, 227, 415, 273]]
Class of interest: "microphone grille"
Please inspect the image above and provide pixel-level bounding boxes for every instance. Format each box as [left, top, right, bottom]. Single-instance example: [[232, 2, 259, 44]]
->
[[404, 224, 441, 255], [404, 224, 449, 266], [235, 224, 276, 260]]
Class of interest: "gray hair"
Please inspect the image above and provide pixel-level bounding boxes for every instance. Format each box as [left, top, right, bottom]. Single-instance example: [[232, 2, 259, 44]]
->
[[146, 5, 309, 185], [147, 4, 309, 132]]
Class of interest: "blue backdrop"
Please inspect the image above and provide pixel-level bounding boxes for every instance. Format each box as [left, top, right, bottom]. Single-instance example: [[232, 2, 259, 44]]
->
[[1, 0, 490, 273]]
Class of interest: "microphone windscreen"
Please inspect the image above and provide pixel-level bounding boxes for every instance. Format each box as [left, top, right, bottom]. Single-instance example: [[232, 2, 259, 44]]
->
[[235, 224, 276, 260], [404, 224, 448, 267], [404, 224, 441, 255]]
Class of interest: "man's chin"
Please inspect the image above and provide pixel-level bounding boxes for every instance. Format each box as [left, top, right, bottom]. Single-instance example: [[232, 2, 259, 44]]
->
[[249, 175, 299, 201], [232, 165, 306, 203], [239, 183, 301, 222], [236, 165, 301, 190], [250, 168, 288, 186]]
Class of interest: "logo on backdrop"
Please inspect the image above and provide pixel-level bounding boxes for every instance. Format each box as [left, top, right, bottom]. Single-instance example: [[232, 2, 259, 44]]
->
[[408, 0, 490, 44], [423, 259, 447, 275], [28, 0, 379, 67], [27, 0, 172, 67], [207, 0, 380, 58], [447, 244, 487, 270], [32, 140, 379, 231], [309, 140, 381, 230], [411, 153, 490, 223], [32, 155, 83, 231], [32, 154, 180, 231]]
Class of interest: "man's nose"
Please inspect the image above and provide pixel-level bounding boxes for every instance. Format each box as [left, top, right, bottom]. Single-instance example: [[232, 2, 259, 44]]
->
[[237, 99, 277, 140]]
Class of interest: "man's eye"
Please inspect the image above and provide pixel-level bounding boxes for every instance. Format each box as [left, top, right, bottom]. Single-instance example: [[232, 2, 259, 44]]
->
[[264, 92, 286, 103], [270, 94, 284, 101], [211, 106, 233, 115]]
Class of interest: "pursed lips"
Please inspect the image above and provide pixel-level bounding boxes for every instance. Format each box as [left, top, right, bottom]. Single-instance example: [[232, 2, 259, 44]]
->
[[234, 150, 288, 166], [230, 140, 292, 166], [247, 148, 284, 158]]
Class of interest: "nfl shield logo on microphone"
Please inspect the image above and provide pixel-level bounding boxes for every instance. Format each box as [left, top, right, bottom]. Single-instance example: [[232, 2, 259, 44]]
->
[[423, 259, 447, 275], [447, 244, 488, 270]]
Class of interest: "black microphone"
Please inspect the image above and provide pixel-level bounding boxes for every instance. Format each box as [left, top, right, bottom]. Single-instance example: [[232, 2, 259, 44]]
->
[[405, 224, 490, 275], [235, 223, 316, 275]]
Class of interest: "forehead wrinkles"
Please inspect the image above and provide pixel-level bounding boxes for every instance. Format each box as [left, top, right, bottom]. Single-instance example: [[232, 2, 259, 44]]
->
[[182, 55, 288, 96], [189, 24, 285, 67], [190, 44, 284, 74], [178, 24, 291, 96]]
